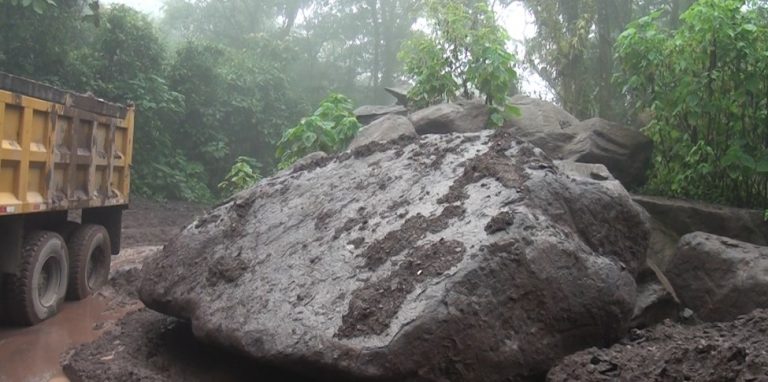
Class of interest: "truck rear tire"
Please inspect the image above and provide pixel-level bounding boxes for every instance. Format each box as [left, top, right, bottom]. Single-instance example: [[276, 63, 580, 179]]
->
[[3, 231, 69, 326], [66, 224, 111, 300]]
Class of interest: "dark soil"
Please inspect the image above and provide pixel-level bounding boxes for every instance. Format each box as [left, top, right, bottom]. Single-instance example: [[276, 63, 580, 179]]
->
[[122, 197, 207, 247], [547, 309, 768, 381], [62, 309, 318, 382], [338, 239, 466, 338], [359, 205, 465, 271]]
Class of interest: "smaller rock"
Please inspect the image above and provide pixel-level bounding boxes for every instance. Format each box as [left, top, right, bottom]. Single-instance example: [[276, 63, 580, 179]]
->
[[385, 86, 410, 106], [409, 100, 489, 135], [643, 216, 680, 272], [505, 95, 579, 133], [632, 195, 768, 245], [562, 118, 653, 188], [668, 232, 768, 322], [354, 105, 407, 125], [289, 151, 328, 172], [347, 114, 416, 151], [630, 269, 680, 329]]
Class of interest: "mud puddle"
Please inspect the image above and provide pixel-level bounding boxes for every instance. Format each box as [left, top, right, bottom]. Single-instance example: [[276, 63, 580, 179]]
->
[[0, 296, 139, 382]]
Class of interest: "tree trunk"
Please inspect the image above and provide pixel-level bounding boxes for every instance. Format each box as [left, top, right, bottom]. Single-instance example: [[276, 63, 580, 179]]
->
[[596, 0, 615, 120]]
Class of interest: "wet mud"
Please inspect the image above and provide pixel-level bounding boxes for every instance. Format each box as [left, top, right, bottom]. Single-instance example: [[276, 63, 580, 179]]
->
[[62, 309, 318, 382], [0, 197, 204, 382], [0, 297, 132, 382]]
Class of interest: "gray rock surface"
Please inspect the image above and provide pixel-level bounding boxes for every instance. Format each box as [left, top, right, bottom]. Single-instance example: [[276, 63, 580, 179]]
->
[[562, 118, 653, 188], [139, 130, 648, 382], [409, 100, 490, 134], [667, 232, 768, 322], [354, 105, 408, 125], [633, 195, 768, 245], [348, 114, 416, 151], [630, 271, 680, 329]]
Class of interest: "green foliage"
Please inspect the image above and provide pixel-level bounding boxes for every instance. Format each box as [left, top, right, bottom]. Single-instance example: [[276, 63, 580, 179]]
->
[[218, 157, 263, 196], [615, 0, 768, 208], [399, 0, 519, 127], [275, 93, 361, 169]]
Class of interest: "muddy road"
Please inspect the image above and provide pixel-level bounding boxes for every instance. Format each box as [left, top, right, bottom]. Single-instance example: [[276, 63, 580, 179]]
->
[[0, 198, 205, 382]]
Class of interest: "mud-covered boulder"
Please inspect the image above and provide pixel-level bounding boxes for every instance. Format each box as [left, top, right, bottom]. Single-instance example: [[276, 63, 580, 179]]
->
[[667, 232, 768, 322], [548, 309, 768, 382], [139, 130, 649, 382], [409, 100, 490, 134], [632, 195, 768, 245], [354, 105, 407, 125], [562, 118, 653, 188], [348, 114, 416, 151]]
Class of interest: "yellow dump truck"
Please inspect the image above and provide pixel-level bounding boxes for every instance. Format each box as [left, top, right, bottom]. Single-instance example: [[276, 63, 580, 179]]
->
[[0, 72, 134, 326]]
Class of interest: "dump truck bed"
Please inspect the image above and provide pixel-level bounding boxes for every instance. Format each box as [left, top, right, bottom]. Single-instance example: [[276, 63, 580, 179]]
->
[[0, 72, 134, 216]]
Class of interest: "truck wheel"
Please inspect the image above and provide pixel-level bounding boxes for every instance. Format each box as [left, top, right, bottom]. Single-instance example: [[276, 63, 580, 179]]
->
[[67, 224, 111, 300], [3, 231, 69, 326]]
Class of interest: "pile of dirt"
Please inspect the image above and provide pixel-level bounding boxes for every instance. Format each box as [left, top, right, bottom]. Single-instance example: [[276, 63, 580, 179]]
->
[[62, 309, 317, 382], [547, 309, 768, 381], [122, 197, 206, 247]]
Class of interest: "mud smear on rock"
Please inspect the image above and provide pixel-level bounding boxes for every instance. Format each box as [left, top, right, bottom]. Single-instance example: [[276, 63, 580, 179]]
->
[[337, 239, 466, 338], [438, 129, 533, 205], [359, 205, 465, 271], [484, 211, 516, 234]]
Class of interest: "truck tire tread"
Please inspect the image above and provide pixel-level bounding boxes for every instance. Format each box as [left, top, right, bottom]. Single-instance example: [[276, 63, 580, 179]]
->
[[3, 231, 67, 326]]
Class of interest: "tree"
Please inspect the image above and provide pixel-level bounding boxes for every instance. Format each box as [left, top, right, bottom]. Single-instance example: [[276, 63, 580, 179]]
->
[[275, 93, 361, 169], [295, 0, 422, 105], [400, 0, 519, 127], [615, 0, 768, 208], [519, 0, 695, 121]]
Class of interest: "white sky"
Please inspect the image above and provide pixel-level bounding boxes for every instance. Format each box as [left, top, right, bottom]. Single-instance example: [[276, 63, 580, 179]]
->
[[102, 0, 164, 16]]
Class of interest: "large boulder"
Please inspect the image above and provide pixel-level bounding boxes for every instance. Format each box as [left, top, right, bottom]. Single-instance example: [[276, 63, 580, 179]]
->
[[562, 118, 653, 188], [548, 309, 768, 382], [139, 130, 649, 382], [354, 105, 408, 126], [667, 232, 768, 322], [632, 195, 768, 245], [347, 114, 416, 151], [409, 100, 490, 134]]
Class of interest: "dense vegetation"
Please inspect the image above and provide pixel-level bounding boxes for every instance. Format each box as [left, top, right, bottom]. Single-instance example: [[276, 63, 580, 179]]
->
[[1, 0, 767, 210], [616, 0, 768, 207]]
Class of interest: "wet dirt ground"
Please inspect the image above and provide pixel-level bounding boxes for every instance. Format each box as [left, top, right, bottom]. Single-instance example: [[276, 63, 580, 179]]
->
[[0, 197, 205, 382]]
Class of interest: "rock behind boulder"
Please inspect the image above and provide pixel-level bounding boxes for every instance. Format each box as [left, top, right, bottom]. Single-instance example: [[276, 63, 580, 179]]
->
[[140, 130, 648, 381], [668, 232, 768, 322]]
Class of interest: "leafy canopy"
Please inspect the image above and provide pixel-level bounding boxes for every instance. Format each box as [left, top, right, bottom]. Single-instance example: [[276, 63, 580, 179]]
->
[[275, 93, 361, 169], [615, 0, 768, 208], [399, 0, 519, 127]]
